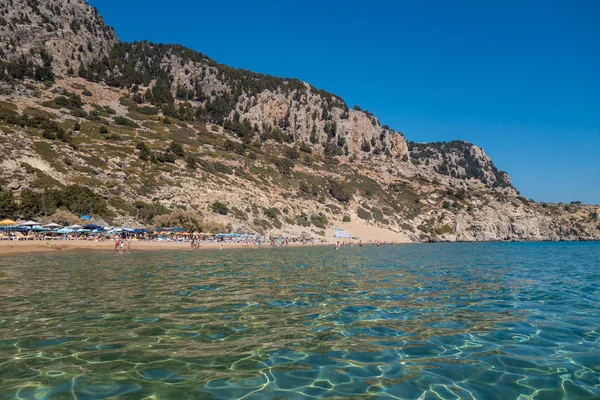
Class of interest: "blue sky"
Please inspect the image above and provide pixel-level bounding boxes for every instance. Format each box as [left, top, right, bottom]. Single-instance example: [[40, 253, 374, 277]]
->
[[89, 0, 599, 204]]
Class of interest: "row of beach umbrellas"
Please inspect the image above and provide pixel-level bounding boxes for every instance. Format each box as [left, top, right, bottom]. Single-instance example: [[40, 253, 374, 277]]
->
[[0, 219, 65, 228]]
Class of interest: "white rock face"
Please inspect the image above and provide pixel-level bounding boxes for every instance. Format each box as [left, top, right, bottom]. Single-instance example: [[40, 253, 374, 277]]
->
[[0, 0, 118, 74]]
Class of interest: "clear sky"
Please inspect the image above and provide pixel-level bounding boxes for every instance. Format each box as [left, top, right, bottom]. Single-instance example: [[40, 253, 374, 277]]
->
[[88, 0, 599, 205]]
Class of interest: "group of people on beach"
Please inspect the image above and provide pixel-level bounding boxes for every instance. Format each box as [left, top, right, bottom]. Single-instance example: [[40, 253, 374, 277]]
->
[[114, 236, 132, 252]]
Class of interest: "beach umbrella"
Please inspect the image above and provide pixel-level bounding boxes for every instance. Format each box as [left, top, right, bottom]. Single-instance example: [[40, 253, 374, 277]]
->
[[43, 223, 63, 229], [56, 228, 74, 234], [68, 224, 83, 229], [19, 220, 41, 226], [0, 219, 18, 226], [83, 224, 102, 230]]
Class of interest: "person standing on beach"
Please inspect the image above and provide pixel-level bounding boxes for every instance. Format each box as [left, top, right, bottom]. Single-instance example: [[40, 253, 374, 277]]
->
[[114, 236, 120, 252]]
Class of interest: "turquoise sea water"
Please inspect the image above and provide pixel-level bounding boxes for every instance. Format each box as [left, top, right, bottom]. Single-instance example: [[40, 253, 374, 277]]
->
[[0, 242, 599, 399]]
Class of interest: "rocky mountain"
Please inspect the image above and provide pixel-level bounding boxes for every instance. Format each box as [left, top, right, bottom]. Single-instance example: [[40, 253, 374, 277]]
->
[[0, 0, 117, 79], [0, 0, 598, 242], [408, 140, 513, 189]]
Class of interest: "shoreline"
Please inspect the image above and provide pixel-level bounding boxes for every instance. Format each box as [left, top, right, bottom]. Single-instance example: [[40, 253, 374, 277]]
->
[[0, 239, 332, 257], [0, 238, 596, 257]]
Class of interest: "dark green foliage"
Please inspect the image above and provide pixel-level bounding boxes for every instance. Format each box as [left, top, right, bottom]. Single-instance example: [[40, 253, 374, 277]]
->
[[357, 207, 372, 220], [224, 113, 255, 140], [133, 201, 169, 224], [42, 130, 57, 140], [0, 51, 54, 83], [147, 77, 174, 106], [311, 213, 328, 229], [299, 181, 319, 197], [209, 162, 233, 175], [273, 158, 294, 175], [135, 106, 159, 115], [324, 121, 337, 139], [54, 92, 84, 109], [73, 121, 81, 131], [114, 116, 139, 128], [285, 147, 300, 160], [323, 142, 339, 157], [0, 108, 74, 145], [212, 201, 229, 215], [299, 142, 312, 153], [19, 189, 42, 219], [185, 155, 198, 169], [0, 189, 18, 218], [154, 151, 176, 163], [29, 185, 107, 216], [99, 125, 109, 134], [82, 89, 93, 97], [329, 180, 352, 203], [136, 142, 151, 161], [372, 208, 385, 223], [71, 109, 88, 118], [361, 139, 371, 152], [168, 141, 185, 157], [342, 215, 351, 222], [263, 207, 280, 220], [224, 139, 245, 155], [296, 213, 311, 227], [55, 96, 70, 107]]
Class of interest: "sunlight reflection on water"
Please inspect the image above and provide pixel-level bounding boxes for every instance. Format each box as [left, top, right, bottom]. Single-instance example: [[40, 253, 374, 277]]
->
[[0, 242, 598, 399]]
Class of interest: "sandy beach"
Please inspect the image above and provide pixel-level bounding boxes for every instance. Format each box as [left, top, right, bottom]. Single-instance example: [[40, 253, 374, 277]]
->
[[0, 240, 313, 256], [0, 222, 410, 256]]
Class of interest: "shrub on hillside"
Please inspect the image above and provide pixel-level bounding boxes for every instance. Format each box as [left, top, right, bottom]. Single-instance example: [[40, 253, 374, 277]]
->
[[329, 180, 352, 203], [185, 155, 198, 169], [136, 142, 151, 161], [154, 209, 203, 232], [357, 207, 372, 220], [115, 116, 139, 128], [46, 210, 81, 226], [134, 201, 169, 224], [212, 201, 229, 215], [273, 157, 294, 175], [0, 189, 18, 218]]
